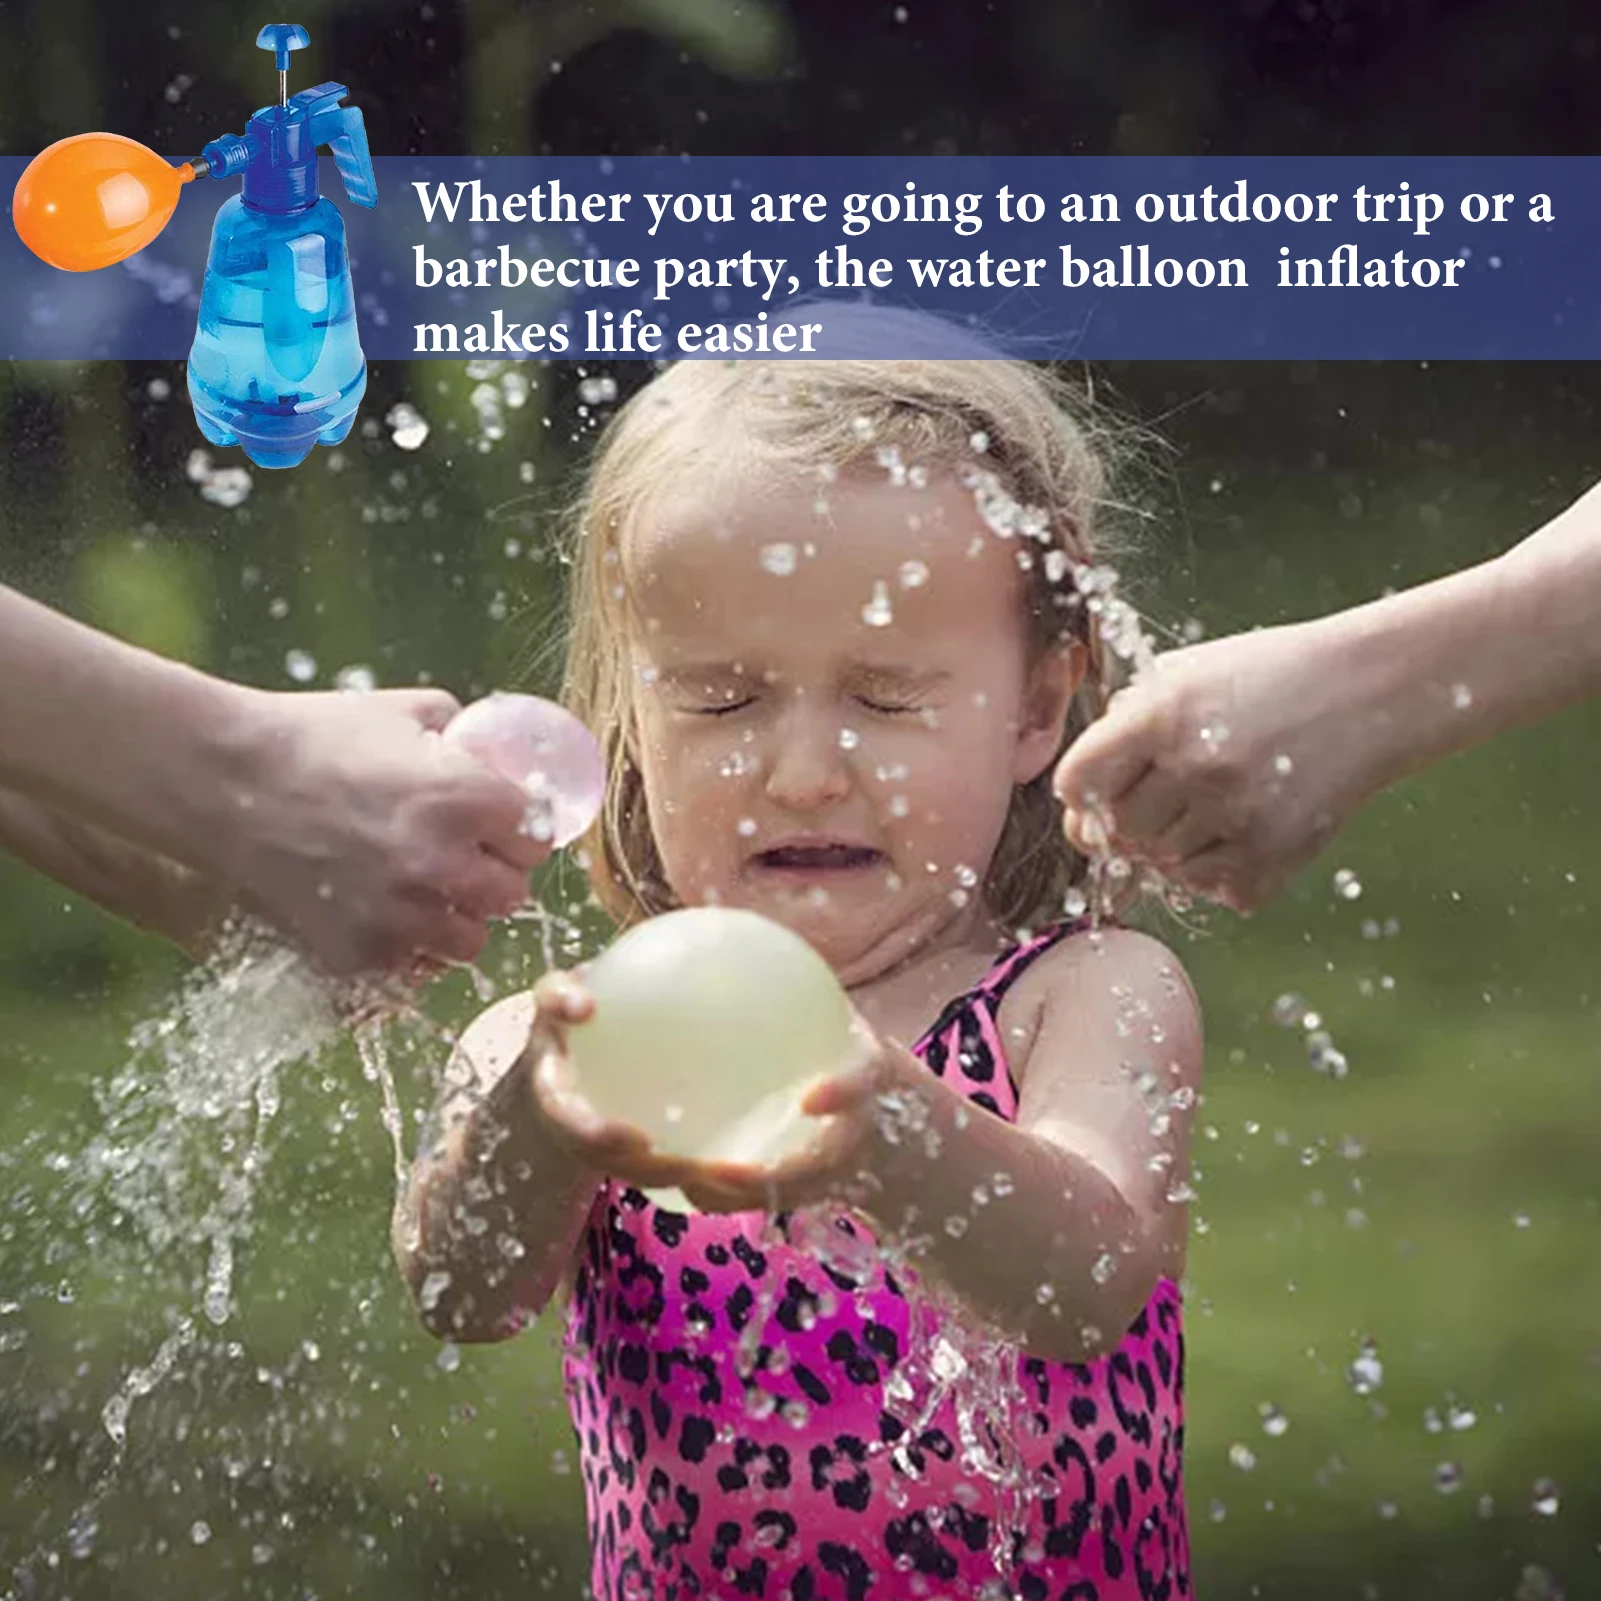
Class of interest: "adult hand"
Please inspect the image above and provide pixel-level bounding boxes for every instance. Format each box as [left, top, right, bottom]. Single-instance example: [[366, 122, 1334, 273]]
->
[[213, 686, 550, 976], [1052, 619, 1389, 912]]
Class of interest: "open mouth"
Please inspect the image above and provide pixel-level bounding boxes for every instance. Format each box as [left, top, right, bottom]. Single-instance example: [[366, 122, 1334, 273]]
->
[[754, 843, 885, 872]]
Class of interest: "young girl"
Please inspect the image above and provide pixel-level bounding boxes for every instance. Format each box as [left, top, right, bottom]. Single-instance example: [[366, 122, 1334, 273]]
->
[[396, 358, 1203, 1601]]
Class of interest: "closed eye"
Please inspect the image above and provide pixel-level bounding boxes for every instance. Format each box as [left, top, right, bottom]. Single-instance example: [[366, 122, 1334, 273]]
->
[[690, 697, 756, 717], [856, 695, 921, 716]]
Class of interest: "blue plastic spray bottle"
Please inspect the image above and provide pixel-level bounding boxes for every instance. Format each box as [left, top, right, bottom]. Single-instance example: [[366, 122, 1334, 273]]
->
[[186, 25, 377, 468]]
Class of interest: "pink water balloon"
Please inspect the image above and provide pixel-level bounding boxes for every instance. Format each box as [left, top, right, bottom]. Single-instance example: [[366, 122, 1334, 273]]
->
[[444, 693, 606, 848]]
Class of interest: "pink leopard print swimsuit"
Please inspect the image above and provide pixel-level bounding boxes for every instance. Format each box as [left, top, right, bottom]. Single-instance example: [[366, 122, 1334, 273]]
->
[[562, 923, 1190, 1600]]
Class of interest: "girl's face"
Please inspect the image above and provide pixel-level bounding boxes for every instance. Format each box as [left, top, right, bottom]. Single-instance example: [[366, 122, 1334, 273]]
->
[[624, 465, 1079, 985]]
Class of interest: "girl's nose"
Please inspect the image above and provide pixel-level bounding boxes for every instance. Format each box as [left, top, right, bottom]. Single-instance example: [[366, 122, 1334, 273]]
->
[[762, 707, 853, 812]]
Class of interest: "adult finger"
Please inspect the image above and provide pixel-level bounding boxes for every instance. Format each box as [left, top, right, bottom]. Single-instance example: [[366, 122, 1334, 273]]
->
[[443, 852, 532, 921], [1149, 808, 1229, 871], [1168, 843, 1258, 913], [1098, 766, 1188, 852], [456, 773, 557, 874], [383, 685, 463, 732], [1052, 697, 1162, 813], [421, 907, 492, 966]]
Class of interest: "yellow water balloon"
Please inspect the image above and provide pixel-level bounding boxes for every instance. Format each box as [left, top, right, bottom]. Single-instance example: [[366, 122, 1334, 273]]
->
[[571, 907, 855, 1179], [13, 133, 196, 272]]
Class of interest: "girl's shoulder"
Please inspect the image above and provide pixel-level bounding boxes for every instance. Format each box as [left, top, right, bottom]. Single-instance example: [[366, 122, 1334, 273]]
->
[[996, 923, 1202, 1090], [452, 989, 537, 1086]]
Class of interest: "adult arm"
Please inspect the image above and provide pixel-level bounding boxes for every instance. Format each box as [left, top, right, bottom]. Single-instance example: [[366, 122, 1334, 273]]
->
[[1053, 479, 1601, 909], [0, 584, 546, 973]]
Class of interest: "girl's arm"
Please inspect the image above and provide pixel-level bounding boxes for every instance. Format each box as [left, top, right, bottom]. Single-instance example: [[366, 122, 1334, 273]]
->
[[860, 927, 1201, 1364], [393, 991, 601, 1343]]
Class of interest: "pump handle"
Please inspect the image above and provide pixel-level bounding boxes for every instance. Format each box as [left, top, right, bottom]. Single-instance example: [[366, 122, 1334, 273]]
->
[[256, 24, 309, 73]]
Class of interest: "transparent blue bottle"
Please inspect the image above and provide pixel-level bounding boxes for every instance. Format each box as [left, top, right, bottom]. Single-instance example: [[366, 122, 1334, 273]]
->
[[187, 25, 377, 469]]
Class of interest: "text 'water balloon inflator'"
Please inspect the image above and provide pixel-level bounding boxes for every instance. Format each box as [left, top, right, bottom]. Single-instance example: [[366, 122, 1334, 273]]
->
[[12, 24, 377, 469]]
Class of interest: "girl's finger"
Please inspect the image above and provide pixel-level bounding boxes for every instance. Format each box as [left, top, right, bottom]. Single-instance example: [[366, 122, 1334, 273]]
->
[[800, 1077, 858, 1117], [680, 1173, 766, 1214], [531, 1054, 607, 1137], [531, 971, 595, 1025], [800, 1053, 880, 1115]]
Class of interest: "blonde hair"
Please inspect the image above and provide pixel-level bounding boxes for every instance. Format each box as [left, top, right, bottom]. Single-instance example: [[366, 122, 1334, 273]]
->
[[560, 358, 1134, 933]]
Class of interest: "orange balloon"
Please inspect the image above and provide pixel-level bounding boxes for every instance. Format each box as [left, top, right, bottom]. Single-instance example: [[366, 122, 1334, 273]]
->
[[13, 132, 194, 272]]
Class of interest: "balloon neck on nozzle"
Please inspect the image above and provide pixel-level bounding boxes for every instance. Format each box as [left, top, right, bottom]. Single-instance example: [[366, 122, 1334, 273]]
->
[[192, 23, 376, 215]]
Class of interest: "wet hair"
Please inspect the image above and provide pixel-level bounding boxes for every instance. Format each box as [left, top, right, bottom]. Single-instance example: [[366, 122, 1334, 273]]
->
[[559, 353, 1138, 933]]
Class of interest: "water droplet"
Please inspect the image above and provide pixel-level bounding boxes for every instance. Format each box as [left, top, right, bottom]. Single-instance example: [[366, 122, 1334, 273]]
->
[[197, 464, 253, 508], [102, 1395, 129, 1449], [1228, 1442, 1257, 1472], [1272, 993, 1309, 1029], [1515, 1566, 1562, 1601], [190, 1521, 212, 1546], [335, 663, 376, 693], [969, 430, 990, 453], [861, 581, 894, 627], [1090, 1252, 1116, 1285], [1273, 753, 1294, 776], [386, 403, 431, 451], [1448, 1403, 1476, 1432], [1307, 1033, 1349, 1079], [1259, 1403, 1289, 1437], [436, 1341, 462, 1373], [1434, 1461, 1462, 1494], [1451, 682, 1473, 710], [146, 376, 171, 401], [419, 1271, 452, 1313], [1333, 868, 1363, 901], [1531, 1477, 1560, 1516], [760, 542, 798, 577], [898, 559, 929, 589], [838, 728, 861, 751], [284, 650, 317, 684], [1347, 1338, 1384, 1395], [944, 1215, 969, 1238]]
